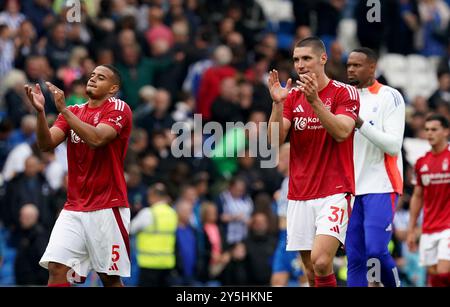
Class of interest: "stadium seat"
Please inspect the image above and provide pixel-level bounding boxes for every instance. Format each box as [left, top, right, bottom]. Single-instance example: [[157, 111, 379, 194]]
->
[[406, 55, 430, 74]]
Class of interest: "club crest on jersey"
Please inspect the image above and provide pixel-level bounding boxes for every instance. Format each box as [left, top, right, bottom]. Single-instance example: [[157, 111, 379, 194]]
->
[[421, 174, 431, 186], [109, 116, 123, 128], [324, 98, 332, 111], [443, 159, 448, 171], [70, 129, 84, 144]]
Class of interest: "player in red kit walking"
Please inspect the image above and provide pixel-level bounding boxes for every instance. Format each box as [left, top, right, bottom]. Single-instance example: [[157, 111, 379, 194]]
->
[[268, 37, 359, 287], [407, 114, 450, 287], [24, 65, 132, 287]]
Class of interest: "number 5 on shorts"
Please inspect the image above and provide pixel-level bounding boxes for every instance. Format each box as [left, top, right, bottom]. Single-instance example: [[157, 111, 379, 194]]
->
[[328, 206, 345, 225], [112, 244, 120, 262]]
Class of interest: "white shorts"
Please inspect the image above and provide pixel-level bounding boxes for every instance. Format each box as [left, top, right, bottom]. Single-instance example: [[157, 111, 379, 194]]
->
[[39, 207, 131, 281], [419, 228, 450, 267], [286, 193, 353, 251]]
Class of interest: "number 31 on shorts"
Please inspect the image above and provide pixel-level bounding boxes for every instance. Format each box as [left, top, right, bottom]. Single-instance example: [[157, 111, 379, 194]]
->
[[328, 206, 345, 225]]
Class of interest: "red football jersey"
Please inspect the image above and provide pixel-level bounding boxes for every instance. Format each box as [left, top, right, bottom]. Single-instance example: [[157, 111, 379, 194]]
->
[[283, 80, 359, 200], [414, 145, 450, 234], [53, 97, 132, 211]]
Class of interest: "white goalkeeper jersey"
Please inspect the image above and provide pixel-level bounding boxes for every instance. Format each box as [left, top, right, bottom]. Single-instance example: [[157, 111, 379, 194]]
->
[[354, 80, 405, 195]]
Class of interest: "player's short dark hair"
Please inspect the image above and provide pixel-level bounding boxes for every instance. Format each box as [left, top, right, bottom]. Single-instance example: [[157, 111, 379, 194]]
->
[[351, 47, 378, 63], [425, 113, 449, 128], [295, 36, 326, 55], [100, 64, 122, 88]]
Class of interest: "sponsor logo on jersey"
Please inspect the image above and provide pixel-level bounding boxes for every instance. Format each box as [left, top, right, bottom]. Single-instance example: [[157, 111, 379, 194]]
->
[[293, 117, 322, 131], [109, 115, 123, 128], [293, 105, 304, 113], [70, 129, 84, 144], [345, 105, 358, 117], [385, 223, 392, 232], [329, 225, 340, 234], [420, 164, 429, 172]]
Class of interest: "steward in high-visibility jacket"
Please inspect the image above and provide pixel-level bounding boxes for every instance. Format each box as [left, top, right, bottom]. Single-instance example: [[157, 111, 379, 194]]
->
[[130, 183, 178, 286], [136, 202, 178, 269]]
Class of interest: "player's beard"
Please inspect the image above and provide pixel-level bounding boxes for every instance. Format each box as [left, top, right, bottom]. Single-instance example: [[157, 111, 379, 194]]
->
[[86, 88, 102, 99]]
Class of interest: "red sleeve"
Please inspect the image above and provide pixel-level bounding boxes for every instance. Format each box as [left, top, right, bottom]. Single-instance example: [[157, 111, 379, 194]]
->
[[282, 90, 295, 122], [52, 107, 73, 135], [414, 158, 423, 187], [99, 99, 132, 135], [335, 85, 360, 121]]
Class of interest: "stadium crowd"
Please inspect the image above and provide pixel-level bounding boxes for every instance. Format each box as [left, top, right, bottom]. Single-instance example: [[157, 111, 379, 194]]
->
[[0, 0, 449, 286]]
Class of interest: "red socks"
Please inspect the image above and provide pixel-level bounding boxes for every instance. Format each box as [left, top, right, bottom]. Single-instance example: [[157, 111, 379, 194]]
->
[[48, 282, 71, 287], [429, 273, 450, 287], [315, 273, 337, 287]]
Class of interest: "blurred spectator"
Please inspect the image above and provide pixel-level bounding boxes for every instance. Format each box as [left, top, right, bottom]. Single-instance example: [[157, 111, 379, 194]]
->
[[115, 43, 172, 109], [126, 164, 148, 218], [0, 0, 25, 35], [13, 20, 44, 70], [220, 241, 248, 285], [244, 212, 277, 285], [197, 201, 226, 283], [23, 55, 60, 115], [417, 0, 450, 56], [3, 155, 53, 231], [130, 183, 177, 287], [56, 46, 88, 91], [210, 77, 244, 131], [218, 176, 254, 246], [139, 152, 159, 186], [174, 200, 197, 285], [0, 118, 14, 170], [385, 0, 421, 55], [197, 45, 236, 120], [411, 95, 431, 114], [125, 128, 149, 166], [22, 0, 55, 38], [145, 5, 174, 51], [136, 89, 175, 139], [40, 150, 64, 191], [316, 0, 346, 47], [325, 40, 347, 82], [2, 69, 31, 128], [65, 78, 87, 106], [0, 24, 14, 79], [428, 71, 450, 109], [7, 115, 36, 149], [133, 85, 156, 124], [45, 21, 73, 70], [13, 203, 48, 285], [292, 0, 314, 28]]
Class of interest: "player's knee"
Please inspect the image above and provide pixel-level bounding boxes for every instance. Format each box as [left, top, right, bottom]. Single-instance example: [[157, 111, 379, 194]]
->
[[312, 256, 333, 275]]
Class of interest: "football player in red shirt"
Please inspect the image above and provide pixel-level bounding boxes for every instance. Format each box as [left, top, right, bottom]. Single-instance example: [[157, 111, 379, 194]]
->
[[268, 37, 360, 287], [407, 114, 450, 287], [25, 64, 132, 287]]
